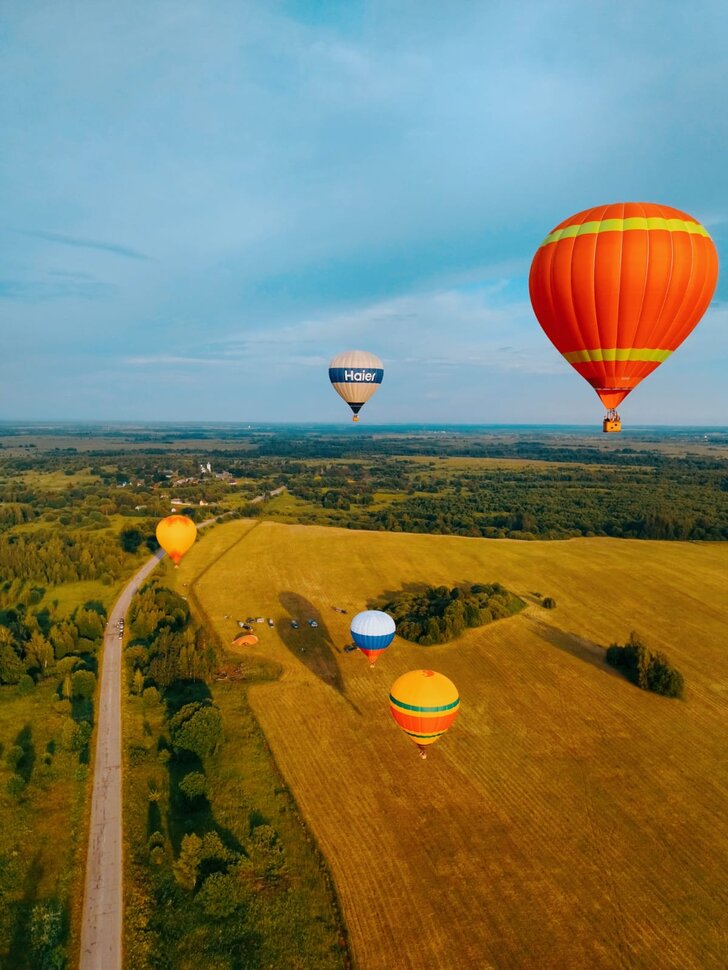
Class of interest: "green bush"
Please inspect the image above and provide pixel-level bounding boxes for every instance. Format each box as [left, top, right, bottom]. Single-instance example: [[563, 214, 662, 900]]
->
[[16, 673, 35, 695], [5, 744, 24, 771], [71, 669, 96, 699], [179, 771, 207, 801], [606, 632, 684, 698], [170, 703, 224, 760], [197, 872, 247, 919], [6, 775, 25, 798]]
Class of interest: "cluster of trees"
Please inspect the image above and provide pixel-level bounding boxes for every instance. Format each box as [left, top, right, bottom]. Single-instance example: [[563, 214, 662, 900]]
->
[[0, 530, 131, 585], [125, 583, 289, 964], [382, 582, 524, 645], [606, 631, 685, 698], [0, 599, 106, 686], [125, 583, 220, 689]]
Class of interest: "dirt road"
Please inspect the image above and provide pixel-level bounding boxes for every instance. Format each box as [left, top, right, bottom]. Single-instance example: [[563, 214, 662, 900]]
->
[[79, 495, 283, 969]]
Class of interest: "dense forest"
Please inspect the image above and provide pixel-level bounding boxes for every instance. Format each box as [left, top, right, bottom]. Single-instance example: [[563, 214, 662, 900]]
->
[[381, 583, 524, 645], [0, 430, 726, 598]]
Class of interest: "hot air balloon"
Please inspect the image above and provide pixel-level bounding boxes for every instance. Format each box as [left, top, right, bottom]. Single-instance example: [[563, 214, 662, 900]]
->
[[529, 203, 718, 432], [328, 350, 384, 422], [389, 669, 460, 759], [155, 515, 197, 567], [350, 610, 396, 667], [232, 634, 259, 646]]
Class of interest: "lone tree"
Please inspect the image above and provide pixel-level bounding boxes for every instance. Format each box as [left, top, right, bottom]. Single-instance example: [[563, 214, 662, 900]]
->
[[170, 702, 224, 760]]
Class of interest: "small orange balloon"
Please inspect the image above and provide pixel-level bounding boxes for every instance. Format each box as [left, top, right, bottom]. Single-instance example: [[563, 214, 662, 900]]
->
[[156, 515, 197, 567]]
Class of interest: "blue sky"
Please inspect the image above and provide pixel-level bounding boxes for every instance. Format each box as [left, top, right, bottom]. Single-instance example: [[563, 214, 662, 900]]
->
[[1, 0, 726, 424]]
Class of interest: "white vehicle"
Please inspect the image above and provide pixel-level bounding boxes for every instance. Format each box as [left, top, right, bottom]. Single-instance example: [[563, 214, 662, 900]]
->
[[308, 619, 318, 629]]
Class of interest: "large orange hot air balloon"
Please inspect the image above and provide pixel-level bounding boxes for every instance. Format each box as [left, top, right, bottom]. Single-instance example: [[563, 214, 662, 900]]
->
[[155, 515, 197, 567], [389, 669, 460, 759], [529, 203, 718, 432]]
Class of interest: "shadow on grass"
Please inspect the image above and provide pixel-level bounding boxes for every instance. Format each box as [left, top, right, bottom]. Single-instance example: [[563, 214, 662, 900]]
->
[[162, 680, 245, 857], [6, 853, 69, 969], [366, 581, 430, 610], [14, 724, 35, 784], [147, 799, 162, 838], [527, 616, 625, 681], [277, 592, 360, 714]]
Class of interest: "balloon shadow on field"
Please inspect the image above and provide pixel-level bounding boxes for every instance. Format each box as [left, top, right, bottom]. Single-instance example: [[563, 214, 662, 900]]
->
[[161, 680, 246, 856], [278, 591, 360, 715], [527, 616, 625, 681]]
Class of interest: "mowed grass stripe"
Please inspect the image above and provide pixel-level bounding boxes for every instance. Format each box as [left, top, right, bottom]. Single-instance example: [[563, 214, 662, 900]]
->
[[191, 522, 728, 970]]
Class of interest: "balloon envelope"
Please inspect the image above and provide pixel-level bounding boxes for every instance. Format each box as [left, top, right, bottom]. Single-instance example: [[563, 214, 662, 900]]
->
[[328, 350, 383, 420], [350, 610, 396, 664], [389, 669, 460, 749], [529, 202, 718, 410], [156, 515, 197, 566]]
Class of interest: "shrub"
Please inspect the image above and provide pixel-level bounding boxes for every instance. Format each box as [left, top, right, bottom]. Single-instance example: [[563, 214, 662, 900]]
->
[[179, 771, 207, 801], [173, 833, 202, 891], [170, 703, 224, 760], [6, 775, 25, 798], [142, 686, 160, 707], [71, 669, 96, 699], [197, 872, 247, 919], [5, 745, 24, 771], [29, 900, 66, 970], [606, 632, 684, 698], [148, 831, 165, 851], [17, 674, 35, 695]]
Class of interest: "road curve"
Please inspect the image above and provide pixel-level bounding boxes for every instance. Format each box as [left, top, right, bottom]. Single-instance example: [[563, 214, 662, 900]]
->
[[79, 494, 284, 970]]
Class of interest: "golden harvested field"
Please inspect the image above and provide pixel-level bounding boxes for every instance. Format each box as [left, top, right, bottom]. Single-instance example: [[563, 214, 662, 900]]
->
[[181, 521, 728, 970]]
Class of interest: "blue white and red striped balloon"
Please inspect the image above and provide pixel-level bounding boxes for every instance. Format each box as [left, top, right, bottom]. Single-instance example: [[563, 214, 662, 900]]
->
[[350, 610, 396, 666]]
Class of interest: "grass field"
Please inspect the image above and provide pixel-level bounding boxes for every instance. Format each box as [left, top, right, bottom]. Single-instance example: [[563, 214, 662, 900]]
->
[[0, 681, 89, 968], [182, 521, 728, 970]]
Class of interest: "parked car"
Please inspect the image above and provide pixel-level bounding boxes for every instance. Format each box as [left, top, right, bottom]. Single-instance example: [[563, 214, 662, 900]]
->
[[256, 617, 264, 624], [291, 620, 299, 629], [267, 618, 274, 627], [308, 619, 318, 629]]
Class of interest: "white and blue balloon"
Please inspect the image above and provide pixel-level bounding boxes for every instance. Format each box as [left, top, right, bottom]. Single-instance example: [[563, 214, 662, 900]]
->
[[350, 610, 396, 666]]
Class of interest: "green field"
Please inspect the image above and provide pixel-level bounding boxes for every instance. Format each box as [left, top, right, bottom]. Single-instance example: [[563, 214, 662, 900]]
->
[[0, 681, 89, 968], [182, 521, 728, 970]]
